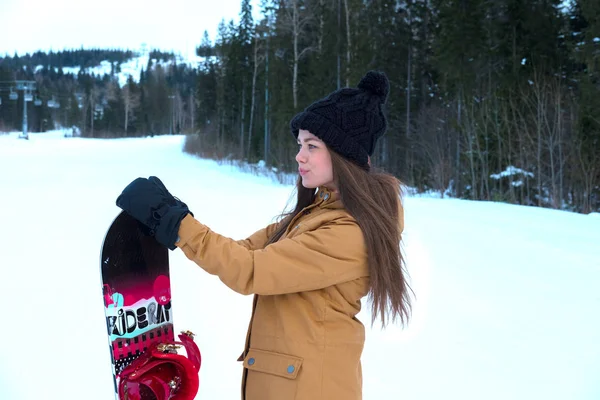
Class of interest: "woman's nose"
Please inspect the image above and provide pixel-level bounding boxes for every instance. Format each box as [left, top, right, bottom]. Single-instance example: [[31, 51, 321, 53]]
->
[[295, 147, 306, 163]]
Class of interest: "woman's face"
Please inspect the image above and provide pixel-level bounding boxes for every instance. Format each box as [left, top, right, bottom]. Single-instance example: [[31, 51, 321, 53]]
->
[[295, 129, 336, 191]]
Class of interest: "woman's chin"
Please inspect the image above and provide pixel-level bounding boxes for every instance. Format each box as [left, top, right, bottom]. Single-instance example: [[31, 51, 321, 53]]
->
[[300, 177, 317, 189]]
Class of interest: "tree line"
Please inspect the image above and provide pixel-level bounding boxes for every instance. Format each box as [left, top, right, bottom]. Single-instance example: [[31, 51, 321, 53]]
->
[[0, 0, 598, 213], [0, 47, 196, 137]]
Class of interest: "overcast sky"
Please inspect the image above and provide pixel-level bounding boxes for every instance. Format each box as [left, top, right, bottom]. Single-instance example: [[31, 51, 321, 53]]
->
[[1, 0, 262, 59]]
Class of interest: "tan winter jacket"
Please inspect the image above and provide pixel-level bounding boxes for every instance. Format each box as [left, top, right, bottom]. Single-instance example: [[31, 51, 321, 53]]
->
[[175, 186, 398, 400]]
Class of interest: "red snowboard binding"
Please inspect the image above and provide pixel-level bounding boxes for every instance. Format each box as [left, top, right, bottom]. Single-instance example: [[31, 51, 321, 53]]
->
[[118, 331, 201, 400]]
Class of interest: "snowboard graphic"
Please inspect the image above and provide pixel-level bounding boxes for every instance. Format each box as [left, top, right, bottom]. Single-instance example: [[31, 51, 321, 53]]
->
[[100, 211, 175, 398]]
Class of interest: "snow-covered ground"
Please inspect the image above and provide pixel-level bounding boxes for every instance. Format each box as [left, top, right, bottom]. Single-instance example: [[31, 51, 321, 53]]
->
[[34, 51, 204, 88], [0, 130, 598, 399]]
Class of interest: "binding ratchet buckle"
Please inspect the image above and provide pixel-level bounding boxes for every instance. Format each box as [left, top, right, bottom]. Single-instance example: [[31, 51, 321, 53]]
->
[[180, 330, 195, 339], [157, 343, 182, 353]]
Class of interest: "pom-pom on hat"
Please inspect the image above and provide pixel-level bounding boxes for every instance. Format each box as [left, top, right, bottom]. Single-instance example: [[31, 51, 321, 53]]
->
[[290, 70, 390, 169]]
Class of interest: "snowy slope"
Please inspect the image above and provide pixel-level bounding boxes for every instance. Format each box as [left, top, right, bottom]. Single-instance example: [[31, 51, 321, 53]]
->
[[33, 51, 204, 87], [0, 130, 598, 400]]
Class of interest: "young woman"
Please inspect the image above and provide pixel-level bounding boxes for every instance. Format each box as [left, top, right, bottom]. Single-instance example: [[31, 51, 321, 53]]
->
[[116, 70, 412, 400]]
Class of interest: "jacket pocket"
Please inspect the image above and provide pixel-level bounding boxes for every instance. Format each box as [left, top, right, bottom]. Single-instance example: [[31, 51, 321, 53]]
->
[[243, 348, 303, 400]]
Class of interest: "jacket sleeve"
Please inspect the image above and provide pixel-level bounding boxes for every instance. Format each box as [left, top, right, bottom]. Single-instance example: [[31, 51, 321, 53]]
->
[[235, 222, 279, 251], [175, 214, 368, 295]]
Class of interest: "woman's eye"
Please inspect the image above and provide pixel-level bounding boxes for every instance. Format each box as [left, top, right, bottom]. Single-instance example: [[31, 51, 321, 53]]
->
[[297, 143, 317, 150]]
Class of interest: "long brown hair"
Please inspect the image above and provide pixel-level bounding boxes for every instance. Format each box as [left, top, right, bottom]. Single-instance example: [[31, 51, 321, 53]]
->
[[266, 150, 412, 328]]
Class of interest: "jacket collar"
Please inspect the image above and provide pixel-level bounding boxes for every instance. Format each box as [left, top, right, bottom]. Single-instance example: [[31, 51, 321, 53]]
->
[[315, 186, 343, 209]]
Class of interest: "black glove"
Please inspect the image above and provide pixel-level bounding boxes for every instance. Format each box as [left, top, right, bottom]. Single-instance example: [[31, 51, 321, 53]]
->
[[116, 176, 193, 250]]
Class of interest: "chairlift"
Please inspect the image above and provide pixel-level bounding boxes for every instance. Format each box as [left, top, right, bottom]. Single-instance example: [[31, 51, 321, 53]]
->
[[9, 89, 18, 101], [49, 96, 60, 108], [34, 97, 42, 106], [24, 93, 33, 102]]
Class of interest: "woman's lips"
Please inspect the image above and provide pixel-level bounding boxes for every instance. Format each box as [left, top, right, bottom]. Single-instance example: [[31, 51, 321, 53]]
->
[[299, 168, 308, 176]]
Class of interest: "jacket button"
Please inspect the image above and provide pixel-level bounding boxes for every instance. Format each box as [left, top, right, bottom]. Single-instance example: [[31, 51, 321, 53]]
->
[[287, 365, 295, 374], [248, 358, 255, 365]]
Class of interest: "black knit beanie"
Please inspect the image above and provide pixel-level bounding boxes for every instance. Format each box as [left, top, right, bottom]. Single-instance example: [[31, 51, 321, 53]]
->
[[290, 70, 390, 169]]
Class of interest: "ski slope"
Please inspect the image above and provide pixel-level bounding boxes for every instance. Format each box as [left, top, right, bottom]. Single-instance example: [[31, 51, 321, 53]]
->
[[0, 130, 598, 400]]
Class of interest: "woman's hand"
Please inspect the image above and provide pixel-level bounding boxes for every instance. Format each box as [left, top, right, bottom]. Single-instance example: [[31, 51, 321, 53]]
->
[[116, 176, 192, 250]]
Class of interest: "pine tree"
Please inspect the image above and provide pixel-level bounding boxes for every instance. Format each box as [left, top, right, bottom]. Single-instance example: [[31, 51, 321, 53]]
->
[[197, 31, 214, 58], [573, 0, 600, 212]]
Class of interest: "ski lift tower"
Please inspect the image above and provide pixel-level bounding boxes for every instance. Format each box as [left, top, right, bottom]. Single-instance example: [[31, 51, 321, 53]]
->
[[15, 80, 37, 140]]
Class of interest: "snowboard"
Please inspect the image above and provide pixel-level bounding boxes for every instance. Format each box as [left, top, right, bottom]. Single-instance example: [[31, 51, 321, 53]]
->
[[100, 211, 175, 399]]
